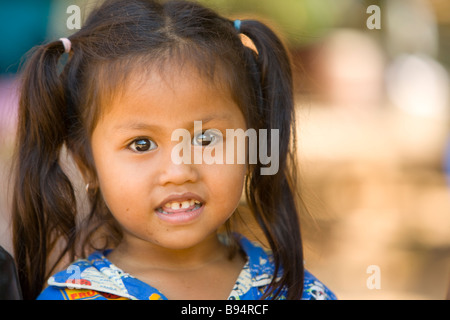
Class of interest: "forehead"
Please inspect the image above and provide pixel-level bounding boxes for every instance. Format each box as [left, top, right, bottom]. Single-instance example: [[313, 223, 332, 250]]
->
[[94, 60, 245, 130], [126, 61, 231, 103], [96, 53, 236, 109]]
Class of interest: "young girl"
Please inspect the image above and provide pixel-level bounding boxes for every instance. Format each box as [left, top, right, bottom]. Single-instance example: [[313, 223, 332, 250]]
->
[[12, 0, 336, 300]]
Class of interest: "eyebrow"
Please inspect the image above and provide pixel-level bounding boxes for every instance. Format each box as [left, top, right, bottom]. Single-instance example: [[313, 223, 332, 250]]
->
[[114, 122, 156, 132], [199, 113, 233, 125], [113, 113, 234, 132]]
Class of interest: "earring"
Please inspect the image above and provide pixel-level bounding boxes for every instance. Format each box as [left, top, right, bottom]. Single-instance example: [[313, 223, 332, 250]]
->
[[85, 183, 90, 192]]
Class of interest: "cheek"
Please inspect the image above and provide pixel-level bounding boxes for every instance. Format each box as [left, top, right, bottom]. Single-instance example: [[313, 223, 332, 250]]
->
[[96, 160, 150, 203], [205, 163, 246, 209], [91, 142, 143, 215], [94, 162, 153, 236], [95, 159, 129, 213]]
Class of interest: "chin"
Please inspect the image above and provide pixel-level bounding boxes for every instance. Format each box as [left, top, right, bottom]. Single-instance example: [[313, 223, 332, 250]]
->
[[150, 231, 216, 251]]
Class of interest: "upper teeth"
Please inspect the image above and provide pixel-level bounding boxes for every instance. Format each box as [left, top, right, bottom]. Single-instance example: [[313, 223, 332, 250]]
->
[[164, 199, 200, 209]]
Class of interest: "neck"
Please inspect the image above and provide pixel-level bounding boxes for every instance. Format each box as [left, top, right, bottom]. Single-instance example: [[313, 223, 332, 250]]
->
[[108, 233, 230, 271]]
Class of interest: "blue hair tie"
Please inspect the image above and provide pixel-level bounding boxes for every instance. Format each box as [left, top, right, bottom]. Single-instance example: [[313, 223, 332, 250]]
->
[[234, 19, 241, 32]]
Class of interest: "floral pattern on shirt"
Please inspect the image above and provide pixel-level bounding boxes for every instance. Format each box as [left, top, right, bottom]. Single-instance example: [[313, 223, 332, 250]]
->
[[38, 235, 337, 300]]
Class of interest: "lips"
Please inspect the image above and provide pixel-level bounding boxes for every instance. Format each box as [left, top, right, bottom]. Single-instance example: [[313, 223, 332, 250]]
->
[[156, 199, 202, 214], [154, 193, 205, 223], [155, 192, 204, 213]]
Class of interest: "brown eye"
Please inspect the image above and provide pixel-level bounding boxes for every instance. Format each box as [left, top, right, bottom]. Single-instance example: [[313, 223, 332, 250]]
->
[[129, 138, 157, 153], [192, 130, 222, 147]]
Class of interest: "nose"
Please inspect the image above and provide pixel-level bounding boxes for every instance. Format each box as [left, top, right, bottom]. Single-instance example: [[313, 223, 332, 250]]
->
[[156, 144, 199, 186]]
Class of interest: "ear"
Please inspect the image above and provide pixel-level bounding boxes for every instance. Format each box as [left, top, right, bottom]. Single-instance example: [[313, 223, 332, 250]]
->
[[66, 140, 99, 190], [75, 160, 99, 192]]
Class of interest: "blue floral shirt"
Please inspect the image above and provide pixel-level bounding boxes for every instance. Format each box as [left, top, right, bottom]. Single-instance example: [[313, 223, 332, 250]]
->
[[37, 236, 337, 300]]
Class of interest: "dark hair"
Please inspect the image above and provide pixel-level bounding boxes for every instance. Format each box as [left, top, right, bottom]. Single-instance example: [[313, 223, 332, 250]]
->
[[12, 0, 303, 300]]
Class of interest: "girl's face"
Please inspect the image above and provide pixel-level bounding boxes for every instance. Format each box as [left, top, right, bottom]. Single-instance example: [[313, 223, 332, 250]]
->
[[91, 64, 247, 251]]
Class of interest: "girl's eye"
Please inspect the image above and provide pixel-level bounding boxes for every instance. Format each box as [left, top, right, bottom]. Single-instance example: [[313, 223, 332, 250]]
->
[[128, 138, 157, 153], [192, 129, 222, 147]]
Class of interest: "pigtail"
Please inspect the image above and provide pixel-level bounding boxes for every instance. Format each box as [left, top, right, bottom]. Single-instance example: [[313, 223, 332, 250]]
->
[[12, 41, 77, 299], [238, 20, 304, 300]]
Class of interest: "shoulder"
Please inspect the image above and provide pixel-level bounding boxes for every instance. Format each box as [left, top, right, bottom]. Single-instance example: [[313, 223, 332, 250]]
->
[[236, 235, 337, 300], [37, 252, 133, 300], [37, 285, 120, 300], [302, 270, 337, 300]]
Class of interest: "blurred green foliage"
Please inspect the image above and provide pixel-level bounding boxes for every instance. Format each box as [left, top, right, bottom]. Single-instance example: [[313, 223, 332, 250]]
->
[[198, 0, 364, 46]]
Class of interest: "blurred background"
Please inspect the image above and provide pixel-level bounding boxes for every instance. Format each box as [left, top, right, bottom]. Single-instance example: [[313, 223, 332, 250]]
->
[[1, 0, 449, 299]]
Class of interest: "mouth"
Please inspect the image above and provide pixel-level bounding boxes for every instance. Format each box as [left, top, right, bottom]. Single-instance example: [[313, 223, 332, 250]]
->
[[156, 199, 203, 215], [154, 192, 205, 224]]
